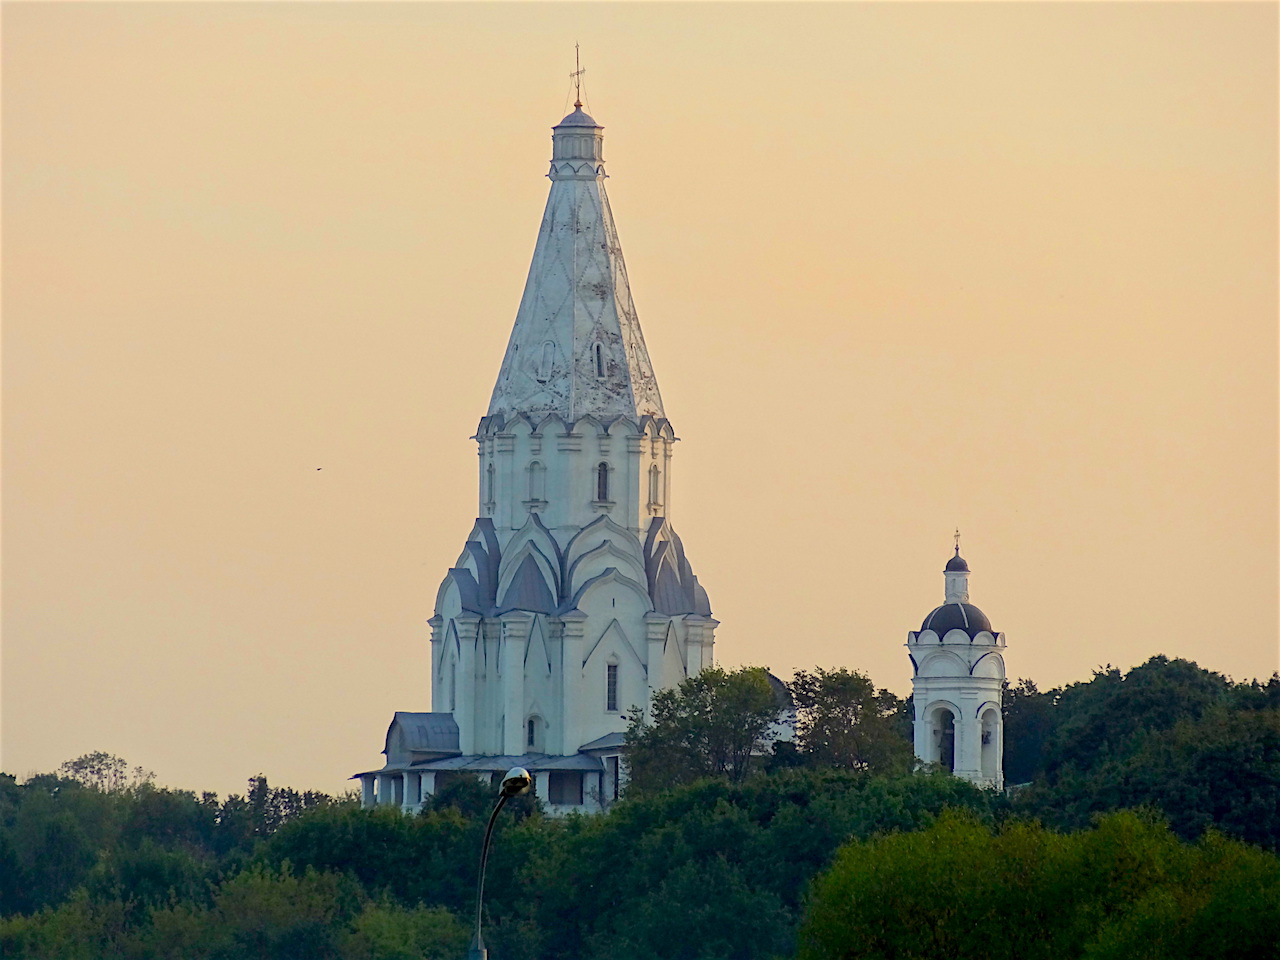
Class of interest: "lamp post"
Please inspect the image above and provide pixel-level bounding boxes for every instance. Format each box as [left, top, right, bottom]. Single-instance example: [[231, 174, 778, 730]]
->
[[468, 767, 532, 960]]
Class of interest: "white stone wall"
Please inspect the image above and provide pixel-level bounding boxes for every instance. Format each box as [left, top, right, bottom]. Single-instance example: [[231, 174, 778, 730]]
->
[[476, 415, 674, 544], [907, 628, 1006, 789]]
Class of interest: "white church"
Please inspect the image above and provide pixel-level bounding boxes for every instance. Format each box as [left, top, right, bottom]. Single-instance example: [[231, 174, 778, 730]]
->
[[355, 99, 1006, 811]]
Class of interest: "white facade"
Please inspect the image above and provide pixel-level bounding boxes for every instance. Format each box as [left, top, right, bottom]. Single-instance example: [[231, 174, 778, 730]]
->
[[356, 103, 716, 813], [906, 549, 1006, 789]]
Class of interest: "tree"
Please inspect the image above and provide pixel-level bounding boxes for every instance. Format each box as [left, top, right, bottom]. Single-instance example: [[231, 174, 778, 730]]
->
[[140, 864, 362, 960], [57, 753, 154, 793], [1041, 656, 1233, 777], [623, 666, 780, 793], [1001, 678, 1059, 783], [789, 667, 913, 774], [1004, 657, 1280, 850], [1015, 705, 1280, 850], [799, 810, 1280, 960], [340, 901, 469, 960], [509, 768, 999, 960]]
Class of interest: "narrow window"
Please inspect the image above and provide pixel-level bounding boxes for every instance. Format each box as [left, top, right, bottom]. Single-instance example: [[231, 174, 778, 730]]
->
[[537, 341, 555, 382], [527, 717, 537, 749], [485, 463, 496, 506], [606, 756, 620, 800], [596, 462, 609, 501], [648, 464, 660, 504], [594, 342, 606, 378], [606, 663, 619, 712], [449, 662, 457, 711]]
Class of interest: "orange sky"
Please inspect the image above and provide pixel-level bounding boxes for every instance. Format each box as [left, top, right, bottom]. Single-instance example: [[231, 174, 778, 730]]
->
[[4, 2, 1277, 796]]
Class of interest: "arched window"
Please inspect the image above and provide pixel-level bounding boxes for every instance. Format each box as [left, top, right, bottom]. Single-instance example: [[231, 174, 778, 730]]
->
[[485, 463, 496, 507], [449, 662, 457, 711], [932, 707, 956, 773], [648, 464, 660, 505], [980, 708, 1000, 781], [537, 341, 555, 382], [594, 342, 606, 378], [527, 717, 537, 749], [596, 462, 610, 502], [528, 461, 546, 501]]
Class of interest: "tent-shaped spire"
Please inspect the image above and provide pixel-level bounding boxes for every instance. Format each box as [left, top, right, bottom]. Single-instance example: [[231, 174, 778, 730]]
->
[[486, 106, 664, 422]]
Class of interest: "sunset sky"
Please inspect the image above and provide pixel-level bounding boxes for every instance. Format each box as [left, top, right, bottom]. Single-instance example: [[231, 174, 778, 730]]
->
[[4, 2, 1276, 796]]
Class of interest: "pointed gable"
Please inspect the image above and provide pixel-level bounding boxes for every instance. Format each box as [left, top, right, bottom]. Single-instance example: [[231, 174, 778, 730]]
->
[[496, 553, 557, 615]]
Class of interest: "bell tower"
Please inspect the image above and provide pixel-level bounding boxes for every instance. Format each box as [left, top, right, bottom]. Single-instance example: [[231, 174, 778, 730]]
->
[[906, 541, 1006, 788]]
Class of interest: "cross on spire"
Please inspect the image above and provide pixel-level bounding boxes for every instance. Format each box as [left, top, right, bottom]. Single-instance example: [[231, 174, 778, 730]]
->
[[954, 528, 962, 555], [570, 43, 586, 107]]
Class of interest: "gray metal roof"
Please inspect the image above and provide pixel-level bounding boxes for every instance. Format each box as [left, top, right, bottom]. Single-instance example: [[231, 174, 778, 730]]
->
[[554, 106, 600, 128], [414, 752, 604, 772], [578, 731, 626, 752], [384, 712, 460, 756]]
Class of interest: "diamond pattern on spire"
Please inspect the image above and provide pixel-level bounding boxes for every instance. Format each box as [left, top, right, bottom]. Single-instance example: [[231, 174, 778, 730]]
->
[[487, 161, 664, 422]]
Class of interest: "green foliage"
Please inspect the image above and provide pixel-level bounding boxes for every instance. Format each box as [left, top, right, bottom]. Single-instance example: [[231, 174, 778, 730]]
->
[[0, 892, 131, 960], [139, 864, 363, 960], [1006, 657, 1280, 850], [799, 811, 1280, 960], [4, 656, 1279, 959], [624, 666, 780, 792], [5, 776, 121, 914], [1017, 704, 1280, 849], [340, 901, 469, 960], [790, 668, 913, 774], [1001, 678, 1057, 783], [259, 803, 482, 910], [490, 768, 1001, 960], [58, 752, 155, 794], [1044, 657, 1234, 776]]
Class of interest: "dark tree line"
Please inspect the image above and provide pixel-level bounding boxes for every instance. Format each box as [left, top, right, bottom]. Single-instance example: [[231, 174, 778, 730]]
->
[[2, 654, 1278, 959], [1002, 656, 1280, 850]]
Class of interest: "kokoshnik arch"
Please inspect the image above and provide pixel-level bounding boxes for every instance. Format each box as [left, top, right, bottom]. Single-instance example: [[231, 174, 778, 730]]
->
[[354, 98, 1009, 810]]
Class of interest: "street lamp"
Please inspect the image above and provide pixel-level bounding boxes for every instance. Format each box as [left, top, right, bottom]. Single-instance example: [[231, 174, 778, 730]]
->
[[468, 767, 532, 960]]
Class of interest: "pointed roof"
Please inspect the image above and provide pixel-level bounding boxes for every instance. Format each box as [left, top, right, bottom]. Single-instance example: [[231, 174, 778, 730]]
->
[[486, 107, 664, 423]]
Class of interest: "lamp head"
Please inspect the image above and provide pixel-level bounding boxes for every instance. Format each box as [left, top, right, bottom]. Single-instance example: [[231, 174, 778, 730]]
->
[[500, 767, 532, 798]]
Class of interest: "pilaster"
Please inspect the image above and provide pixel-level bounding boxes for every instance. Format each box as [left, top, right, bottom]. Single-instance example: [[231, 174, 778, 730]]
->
[[644, 613, 670, 710], [454, 615, 482, 756], [403, 771, 422, 811], [559, 611, 587, 755], [499, 612, 534, 756], [427, 615, 443, 708]]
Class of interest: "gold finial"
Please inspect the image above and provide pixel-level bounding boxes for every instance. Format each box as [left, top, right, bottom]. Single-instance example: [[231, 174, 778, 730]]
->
[[954, 528, 961, 555], [570, 42, 586, 108]]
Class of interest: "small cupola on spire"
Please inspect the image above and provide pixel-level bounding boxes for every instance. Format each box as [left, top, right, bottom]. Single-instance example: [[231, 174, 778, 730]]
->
[[944, 530, 970, 603], [550, 105, 605, 179]]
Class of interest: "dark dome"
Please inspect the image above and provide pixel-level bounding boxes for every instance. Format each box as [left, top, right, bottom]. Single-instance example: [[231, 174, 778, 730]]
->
[[921, 602, 993, 637], [945, 553, 970, 573], [766, 672, 795, 710], [555, 105, 600, 128]]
